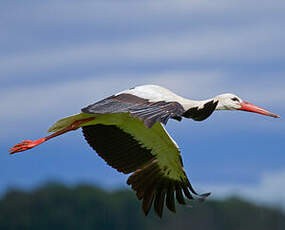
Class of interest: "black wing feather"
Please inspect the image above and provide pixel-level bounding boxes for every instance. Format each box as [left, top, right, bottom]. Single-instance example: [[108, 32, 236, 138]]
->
[[82, 124, 210, 217], [183, 100, 218, 121], [82, 93, 185, 128]]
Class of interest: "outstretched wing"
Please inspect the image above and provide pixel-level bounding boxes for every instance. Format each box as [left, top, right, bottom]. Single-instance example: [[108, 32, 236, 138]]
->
[[81, 115, 209, 217], [81, 93, 185, 128]]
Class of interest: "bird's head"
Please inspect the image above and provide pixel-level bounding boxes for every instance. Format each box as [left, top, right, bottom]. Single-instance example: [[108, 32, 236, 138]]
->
[[215, 93, 280, 118]]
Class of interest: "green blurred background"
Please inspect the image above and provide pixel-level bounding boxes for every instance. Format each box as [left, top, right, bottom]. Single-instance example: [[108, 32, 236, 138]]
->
[[1, 183, 285, 230]]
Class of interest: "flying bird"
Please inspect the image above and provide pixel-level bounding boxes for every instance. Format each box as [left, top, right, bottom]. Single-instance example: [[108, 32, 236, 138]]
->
[[9, 84, 279, 217]]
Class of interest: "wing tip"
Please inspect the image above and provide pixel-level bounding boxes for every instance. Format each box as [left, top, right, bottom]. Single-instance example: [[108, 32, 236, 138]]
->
[[127, 159, 212, 218]]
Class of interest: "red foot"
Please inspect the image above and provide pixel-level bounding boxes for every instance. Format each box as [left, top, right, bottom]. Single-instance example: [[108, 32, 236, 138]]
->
[[9, 138, 46, 154], [8, 118, 95, 155]]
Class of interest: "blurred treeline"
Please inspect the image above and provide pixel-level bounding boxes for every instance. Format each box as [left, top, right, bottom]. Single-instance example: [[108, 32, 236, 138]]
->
[[0, 182, 284, 230]]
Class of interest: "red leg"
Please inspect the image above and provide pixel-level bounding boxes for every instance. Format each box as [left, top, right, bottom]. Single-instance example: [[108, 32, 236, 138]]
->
[[9, 117, 94, 155]]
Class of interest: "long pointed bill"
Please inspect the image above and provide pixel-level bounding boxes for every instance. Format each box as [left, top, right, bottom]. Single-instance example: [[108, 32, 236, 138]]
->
[[238, 101, 280, 118]]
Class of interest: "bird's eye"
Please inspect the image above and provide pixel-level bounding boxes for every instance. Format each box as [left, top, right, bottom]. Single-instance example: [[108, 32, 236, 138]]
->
[[231, 97, 240, 102]]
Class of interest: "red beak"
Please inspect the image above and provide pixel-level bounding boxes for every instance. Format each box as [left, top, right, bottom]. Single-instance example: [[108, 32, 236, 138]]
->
[[238, 101, 280, 118]]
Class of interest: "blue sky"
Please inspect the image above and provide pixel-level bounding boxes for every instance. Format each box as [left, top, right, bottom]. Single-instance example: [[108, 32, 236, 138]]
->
[[1, 0, 285, 208]]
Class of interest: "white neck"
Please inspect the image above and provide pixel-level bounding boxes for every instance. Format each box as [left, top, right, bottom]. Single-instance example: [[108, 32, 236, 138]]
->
[[179, 98, 217, 111]]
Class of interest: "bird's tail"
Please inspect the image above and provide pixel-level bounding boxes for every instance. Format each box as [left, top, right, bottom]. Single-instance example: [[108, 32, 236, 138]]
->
[[47, 113, 95, 133]]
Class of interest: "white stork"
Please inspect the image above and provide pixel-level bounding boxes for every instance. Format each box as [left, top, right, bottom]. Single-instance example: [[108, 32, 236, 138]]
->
[[9, 84, 279, 217]]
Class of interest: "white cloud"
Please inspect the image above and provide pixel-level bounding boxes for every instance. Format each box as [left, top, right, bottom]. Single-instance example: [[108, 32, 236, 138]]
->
[[4, 1, 285, 24], [1, 22, 284, 77], [201, 170, 285, 209], [1, 0, 285, 78]]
